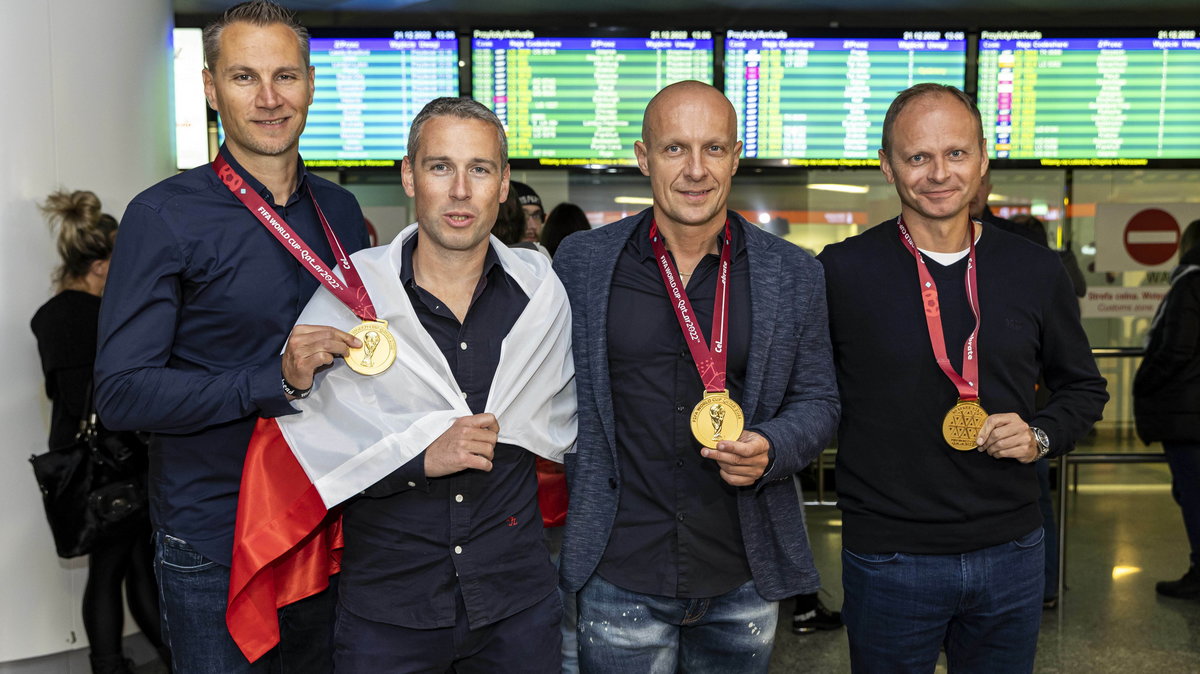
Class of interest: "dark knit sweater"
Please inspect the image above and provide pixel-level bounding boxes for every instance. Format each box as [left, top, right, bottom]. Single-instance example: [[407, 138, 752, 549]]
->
[[818, 219, 1108, 554]]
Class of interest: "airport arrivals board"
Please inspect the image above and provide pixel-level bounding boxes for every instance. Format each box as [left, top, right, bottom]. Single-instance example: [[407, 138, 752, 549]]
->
[[472, 31, 714, 164], [301, 33, 459, 167], [977, 31, 1200, 164], [724, 31, 967, 165]]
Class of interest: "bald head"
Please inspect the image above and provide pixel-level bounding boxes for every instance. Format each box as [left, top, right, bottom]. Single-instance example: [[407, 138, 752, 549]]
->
[[641, 80, 737, 146], [634, 81, 742, 234]]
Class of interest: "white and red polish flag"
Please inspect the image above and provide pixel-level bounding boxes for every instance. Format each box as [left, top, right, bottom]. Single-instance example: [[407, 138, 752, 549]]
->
[[226, 225, 577, 661]]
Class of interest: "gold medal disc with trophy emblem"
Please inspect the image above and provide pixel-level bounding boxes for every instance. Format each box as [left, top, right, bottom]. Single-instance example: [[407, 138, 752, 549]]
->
[[942, 399, 989, 451], [346, 320, 397, 375], [690, 390, 745, 449]]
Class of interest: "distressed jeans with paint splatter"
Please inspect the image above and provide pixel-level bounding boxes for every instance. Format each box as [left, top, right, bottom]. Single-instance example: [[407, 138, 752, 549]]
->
[[576, 575, 776, 674]]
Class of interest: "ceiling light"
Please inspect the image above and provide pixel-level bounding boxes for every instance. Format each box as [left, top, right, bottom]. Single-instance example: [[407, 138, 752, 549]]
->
[[807, 183, 869, 194], [614, 196, 653, 205]]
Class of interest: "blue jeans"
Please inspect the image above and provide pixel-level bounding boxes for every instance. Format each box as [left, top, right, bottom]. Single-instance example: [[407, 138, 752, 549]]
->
[[576, 575, 776, 674], [155, 531, 336, 674], [1164, 442, 1200, 567], [842, 527, 1044, 674]]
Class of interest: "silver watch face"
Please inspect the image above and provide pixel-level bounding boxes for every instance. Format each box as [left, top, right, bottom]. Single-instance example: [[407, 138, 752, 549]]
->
[[1032, 427, 1049, 450]]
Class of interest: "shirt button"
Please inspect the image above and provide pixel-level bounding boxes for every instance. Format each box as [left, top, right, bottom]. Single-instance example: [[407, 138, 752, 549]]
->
[[460, 391, 468, 399], [455, 494, 464, 503], [676, 459, 684, 467], [407, 481, 416, 487], [454, 545, 463, 554], [675, 405, 686, 413], [677, 513, 686, 522], [460, 341, 468, 351]]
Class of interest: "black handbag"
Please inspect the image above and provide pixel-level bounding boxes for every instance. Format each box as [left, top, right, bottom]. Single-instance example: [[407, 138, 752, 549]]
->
[[29, 386, 148, 558]]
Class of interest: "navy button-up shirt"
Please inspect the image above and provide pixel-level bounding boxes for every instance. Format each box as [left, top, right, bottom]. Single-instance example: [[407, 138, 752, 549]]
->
[[94, 147, 368, 566], [598, 217, 754, 598], [338, 234, 557, 629]]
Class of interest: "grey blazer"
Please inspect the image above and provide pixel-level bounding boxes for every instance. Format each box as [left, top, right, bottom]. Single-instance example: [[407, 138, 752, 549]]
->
[[552, 208, 840, 600]]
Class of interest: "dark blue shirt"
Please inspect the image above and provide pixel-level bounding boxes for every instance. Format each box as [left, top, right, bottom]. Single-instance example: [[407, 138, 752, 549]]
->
[[94, 147, 368, 566], [598, 217, 754, 598], [338, 234, 557, 629]]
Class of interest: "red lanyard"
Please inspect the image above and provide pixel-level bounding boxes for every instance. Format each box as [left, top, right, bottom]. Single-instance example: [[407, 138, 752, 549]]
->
[[212, 155, 376, 321], [896, 216, 982, 401], [649, 220, 733, 393]]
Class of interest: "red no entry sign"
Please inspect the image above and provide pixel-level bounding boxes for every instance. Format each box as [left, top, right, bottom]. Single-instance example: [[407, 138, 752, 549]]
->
[[1124, 208, 1180, 266]]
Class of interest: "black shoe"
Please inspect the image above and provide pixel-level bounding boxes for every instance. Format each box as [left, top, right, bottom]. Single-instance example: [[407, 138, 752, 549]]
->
[[792, 598, 844, 634], [1156, 566, 1200, 599], [1042, 597, 1058, 610]]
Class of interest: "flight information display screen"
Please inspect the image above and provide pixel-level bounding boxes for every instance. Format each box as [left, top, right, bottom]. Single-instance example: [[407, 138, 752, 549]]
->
[[471, 30, 714, 165], [977, 30, 1200, 165], [301, 31, 458, 167], [724, 30, 967, 165]]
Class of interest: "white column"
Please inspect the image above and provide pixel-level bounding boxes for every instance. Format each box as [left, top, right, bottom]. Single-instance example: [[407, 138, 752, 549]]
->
[[0, 0, 174, 661]]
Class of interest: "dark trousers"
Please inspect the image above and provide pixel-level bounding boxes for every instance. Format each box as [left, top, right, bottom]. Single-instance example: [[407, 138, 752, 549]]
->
[[154, 531, 336, 674], [333, 586, 562, 673], [1164, 442, 1200, 567], [1035, 459, 1060, 599]]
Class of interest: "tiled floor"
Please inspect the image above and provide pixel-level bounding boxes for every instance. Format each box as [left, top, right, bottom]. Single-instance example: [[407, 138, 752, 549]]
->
[[771, 439, 1200, 672]]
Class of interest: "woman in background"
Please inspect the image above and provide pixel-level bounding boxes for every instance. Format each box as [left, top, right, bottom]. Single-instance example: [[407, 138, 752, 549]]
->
[[539, 202, 591, 257], [1135, 219, 1200, 600], [31, 190, 166, 674]]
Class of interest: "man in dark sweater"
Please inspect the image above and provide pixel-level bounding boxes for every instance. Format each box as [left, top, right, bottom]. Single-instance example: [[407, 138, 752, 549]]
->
[[818, 84, 1108, 672]]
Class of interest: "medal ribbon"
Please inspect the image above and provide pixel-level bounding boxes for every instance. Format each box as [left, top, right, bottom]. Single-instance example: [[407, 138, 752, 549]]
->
[[212, 155, 376, 321], [649, 219, 732, 393], [896, 216, 982, 401]]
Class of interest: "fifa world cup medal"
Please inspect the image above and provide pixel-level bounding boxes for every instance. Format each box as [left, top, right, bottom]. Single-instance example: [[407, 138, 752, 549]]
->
[[346, 319, 397, 375], [942, 399, 989, 451], [690, 390, 745, 449]]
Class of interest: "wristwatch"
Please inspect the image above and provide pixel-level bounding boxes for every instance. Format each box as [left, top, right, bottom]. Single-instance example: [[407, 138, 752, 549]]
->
[[1029, 426, 1050, 460], [282, 376, 311, 400]]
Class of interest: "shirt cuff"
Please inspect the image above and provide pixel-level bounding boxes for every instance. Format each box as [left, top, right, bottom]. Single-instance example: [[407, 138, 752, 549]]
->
[[363, 451, 429, 498], [252, 355, 298, 418], [747, 425, 778, 485]]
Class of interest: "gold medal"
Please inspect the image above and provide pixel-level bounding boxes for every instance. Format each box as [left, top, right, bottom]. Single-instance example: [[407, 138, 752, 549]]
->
[[942, 399, 988, 451], [690, 390, 745, 449], [345, 320, 397, 376]]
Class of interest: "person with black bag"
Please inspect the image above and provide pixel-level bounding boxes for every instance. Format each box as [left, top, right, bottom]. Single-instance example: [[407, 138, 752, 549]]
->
[[30, 189, 167, 674]]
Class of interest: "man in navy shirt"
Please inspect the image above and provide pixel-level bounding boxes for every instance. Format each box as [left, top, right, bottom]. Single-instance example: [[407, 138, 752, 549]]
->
[[94, 2, 368, 672], [303, 97, 565, 672]]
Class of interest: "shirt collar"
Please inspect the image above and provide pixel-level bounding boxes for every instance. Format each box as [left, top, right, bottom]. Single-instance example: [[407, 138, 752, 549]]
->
[[632, 211, 747, 262], [400, 231, 503, 288], [215, 144, 310, 207]]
